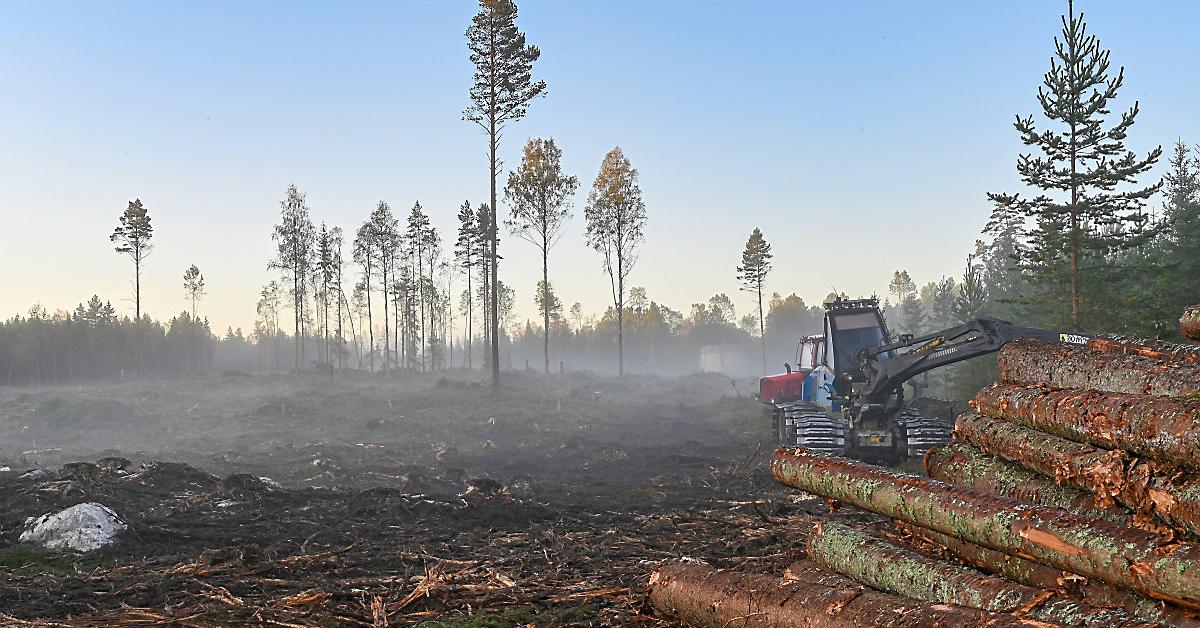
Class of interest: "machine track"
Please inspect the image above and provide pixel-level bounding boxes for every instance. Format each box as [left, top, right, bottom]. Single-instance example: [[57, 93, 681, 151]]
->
[[896, 408, 952, 459], [773, 401, 846, 456]]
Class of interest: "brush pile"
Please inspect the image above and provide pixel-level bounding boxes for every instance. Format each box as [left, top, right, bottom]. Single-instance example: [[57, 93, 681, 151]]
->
[[649, 309, 1200, 627]]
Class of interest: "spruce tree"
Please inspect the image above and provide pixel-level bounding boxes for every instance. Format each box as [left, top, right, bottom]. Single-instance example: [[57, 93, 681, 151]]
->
[[986, 0, 1160, 329], [1161, 140, 1200, 328]]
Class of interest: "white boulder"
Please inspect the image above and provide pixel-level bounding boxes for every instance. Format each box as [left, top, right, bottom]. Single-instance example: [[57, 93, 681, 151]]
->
[[19, 502, 127, 551]]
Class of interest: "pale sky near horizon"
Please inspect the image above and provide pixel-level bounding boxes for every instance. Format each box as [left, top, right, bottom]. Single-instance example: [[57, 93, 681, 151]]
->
[[2, 1, 1197, 334]]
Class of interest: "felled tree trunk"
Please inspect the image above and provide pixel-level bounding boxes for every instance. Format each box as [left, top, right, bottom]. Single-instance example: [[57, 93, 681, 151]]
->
[[956, 412, 1200, 538], [1182, 306, 1200, 343], [998, 338, 1200, 396], [973, 384, 1200, 470], [895, 522, 1191, 627], [647, 560, 1042, 627], [1089, 336, 1200, 365], [772, 447, 1200, 608], [924, 443, 1130, 524], [807, 521, 1129, 624]]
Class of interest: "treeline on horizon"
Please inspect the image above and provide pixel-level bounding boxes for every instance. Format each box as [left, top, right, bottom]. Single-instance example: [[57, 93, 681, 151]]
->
[[3, 2, 1199, 395]]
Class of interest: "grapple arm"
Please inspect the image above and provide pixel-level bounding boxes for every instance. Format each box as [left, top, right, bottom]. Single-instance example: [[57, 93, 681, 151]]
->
[[837, 317, 1089, 410]]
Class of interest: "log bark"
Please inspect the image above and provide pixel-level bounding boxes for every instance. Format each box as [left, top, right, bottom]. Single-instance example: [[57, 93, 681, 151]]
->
[[647, 560, 1048, 627], [1089, 336, 1200, 365], [998, 338, 1200, 396], [973, 384, 1200, 471], [807, 521, 1129, 625], [771, 447, 1200, 608], [895, 522, 1191, 626], [924, 443, 1130, 524], [956, 412, 1200, 539], [1183, 306, 1200, 343]]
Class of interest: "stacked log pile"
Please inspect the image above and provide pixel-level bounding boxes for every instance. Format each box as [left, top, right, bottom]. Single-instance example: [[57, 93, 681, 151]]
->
[[649, 307, 1200, 627]]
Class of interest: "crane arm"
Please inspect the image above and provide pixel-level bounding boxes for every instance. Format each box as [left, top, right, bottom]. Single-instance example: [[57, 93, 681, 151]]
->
[[835, 317, 1090, 410]]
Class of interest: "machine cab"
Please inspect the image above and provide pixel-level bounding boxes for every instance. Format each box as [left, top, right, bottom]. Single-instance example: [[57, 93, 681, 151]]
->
[[823, 298, 890, 379]]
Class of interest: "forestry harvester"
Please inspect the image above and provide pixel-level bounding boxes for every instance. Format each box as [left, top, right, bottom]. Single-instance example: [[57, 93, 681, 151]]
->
[[757, 297, 1092, 462]]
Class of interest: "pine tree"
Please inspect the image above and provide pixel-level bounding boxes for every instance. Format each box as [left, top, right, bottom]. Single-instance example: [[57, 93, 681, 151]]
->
[[367, 201, 399, 372], [465, 0, 546, 390], [505, 137, 578, 374], [406, 202, 432, 371], [986, 0, 1161, 328], [111, 198, 153, 377], [475, 202, 494, 363], [736, 227, 773, 374], [584, 147, 647, 376], [888, 271, 924, 334], [182, 264, 205, 319], [352, 221, 376, 372], [455, 200, 477, 368]]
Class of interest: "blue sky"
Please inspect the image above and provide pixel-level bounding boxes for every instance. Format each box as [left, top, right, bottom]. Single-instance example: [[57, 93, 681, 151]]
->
[[1, 1, 1196, 332]]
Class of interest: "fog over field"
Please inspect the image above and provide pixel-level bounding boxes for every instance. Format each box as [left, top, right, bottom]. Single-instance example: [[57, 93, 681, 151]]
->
[[3, 0, 1200, 625]]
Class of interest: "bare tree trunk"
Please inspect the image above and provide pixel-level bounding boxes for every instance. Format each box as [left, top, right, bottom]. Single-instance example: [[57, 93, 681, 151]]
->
[[134, 255, 141, 378], [466, 259, 473, 369], [542, 244, 550, 375], [381, 255, 390, 373], [1070, 103, 1080, 328], [489, 120, 500, 390], [364, 264, 374, 372], [616, 223, 624, 377], [758, 282, 766, 375]]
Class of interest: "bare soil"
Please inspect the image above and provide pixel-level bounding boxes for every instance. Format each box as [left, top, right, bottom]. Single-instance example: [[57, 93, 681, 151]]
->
[[0, 370, 833, 626]]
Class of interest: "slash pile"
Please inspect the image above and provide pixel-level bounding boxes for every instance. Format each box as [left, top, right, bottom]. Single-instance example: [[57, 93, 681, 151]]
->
[[648, 310, 1200, 627]]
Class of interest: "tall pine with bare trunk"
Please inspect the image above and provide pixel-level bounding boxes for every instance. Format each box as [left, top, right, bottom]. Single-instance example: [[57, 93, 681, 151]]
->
[[111, 199, 153, 377], [737, 228, 772, 375], [585, 147, 646, 377], [505, 137, 578, 374], [465, 0, 546, 390], [986, 0, 1160, 329]]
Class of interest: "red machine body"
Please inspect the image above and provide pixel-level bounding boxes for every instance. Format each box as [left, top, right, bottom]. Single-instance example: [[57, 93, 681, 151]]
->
[[758, 370, 809, 403]]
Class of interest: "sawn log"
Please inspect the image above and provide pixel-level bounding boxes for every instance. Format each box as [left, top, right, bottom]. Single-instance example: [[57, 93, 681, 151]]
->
[[807, 521, 1132, 625], [647, 560, 1052, 627], [998, 338, 1200, 396], [771, 447, 1200, 608], [973, 384, 1200, 471]]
